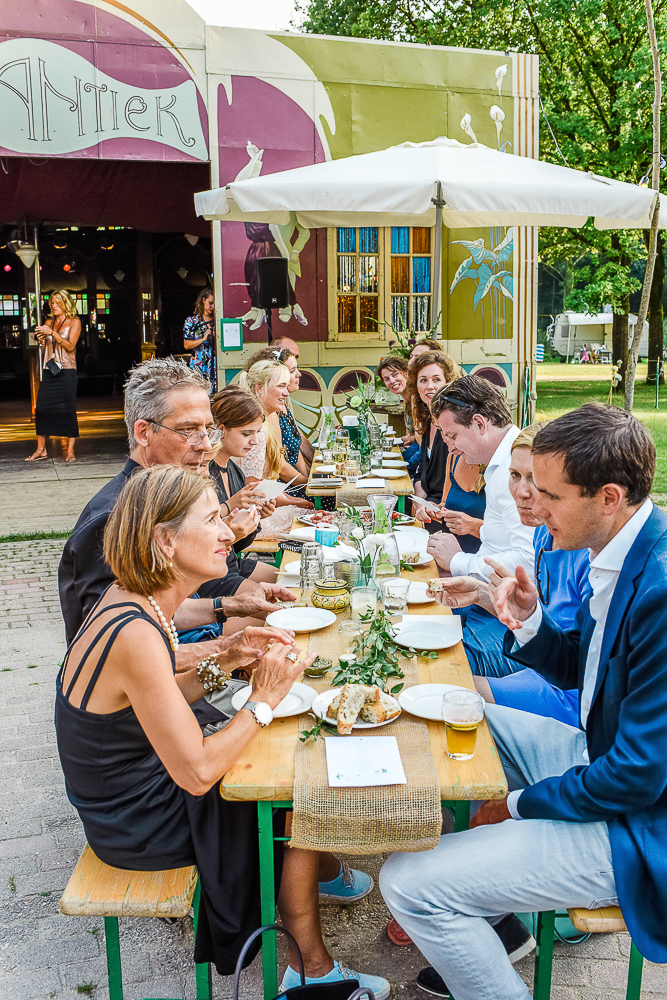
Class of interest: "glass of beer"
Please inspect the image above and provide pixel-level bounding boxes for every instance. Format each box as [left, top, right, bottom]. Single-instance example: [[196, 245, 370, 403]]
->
[[441, 690, 485, 761]]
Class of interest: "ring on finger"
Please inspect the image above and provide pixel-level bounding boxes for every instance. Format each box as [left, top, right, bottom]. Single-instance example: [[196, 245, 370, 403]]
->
[[286, 651, 298, 662]]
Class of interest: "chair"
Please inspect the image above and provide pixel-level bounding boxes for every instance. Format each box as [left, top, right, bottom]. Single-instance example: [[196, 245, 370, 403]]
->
[[59, 844, 211, 1000], [532, 906, 644, 1000]]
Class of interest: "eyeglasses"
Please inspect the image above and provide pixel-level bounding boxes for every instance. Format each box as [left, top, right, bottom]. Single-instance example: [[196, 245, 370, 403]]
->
[[143, 419, 222, 446], [435, 394, 472, 409], [535, 547, 550, 606]]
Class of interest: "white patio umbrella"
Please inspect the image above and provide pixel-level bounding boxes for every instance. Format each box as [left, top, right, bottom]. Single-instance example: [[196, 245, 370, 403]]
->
[[195, 136, 661, 326]]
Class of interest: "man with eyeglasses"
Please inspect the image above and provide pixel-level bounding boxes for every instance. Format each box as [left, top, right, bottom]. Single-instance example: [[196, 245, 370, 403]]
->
[[59, 357, 295, 669]]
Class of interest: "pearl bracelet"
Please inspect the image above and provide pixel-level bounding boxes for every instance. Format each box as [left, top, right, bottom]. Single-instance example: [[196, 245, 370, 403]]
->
[[196, 655, 231, 692]]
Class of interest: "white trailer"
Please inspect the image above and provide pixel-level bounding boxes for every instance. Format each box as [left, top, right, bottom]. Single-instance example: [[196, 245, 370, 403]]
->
[[547, 311, 648, 363]]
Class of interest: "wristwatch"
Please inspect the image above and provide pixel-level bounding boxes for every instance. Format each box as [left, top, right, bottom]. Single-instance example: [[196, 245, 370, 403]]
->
[[212, 596, 226, 625], [243, 700, 274, 727]]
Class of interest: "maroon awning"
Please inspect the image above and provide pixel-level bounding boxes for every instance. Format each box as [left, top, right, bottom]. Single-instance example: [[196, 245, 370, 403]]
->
[[0, 157, 211, 235]]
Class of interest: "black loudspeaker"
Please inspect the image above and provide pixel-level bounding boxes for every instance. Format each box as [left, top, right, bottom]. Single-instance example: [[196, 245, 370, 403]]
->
[[257, 256, 289, 309]]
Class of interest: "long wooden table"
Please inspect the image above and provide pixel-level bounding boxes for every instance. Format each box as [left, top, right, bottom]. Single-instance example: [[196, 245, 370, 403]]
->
[[305, 443, 414, 511], [220, 530, 507, 998]]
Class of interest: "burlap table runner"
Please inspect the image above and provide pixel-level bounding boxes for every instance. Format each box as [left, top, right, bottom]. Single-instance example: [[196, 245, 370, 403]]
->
[[289, 603, 442, 855]]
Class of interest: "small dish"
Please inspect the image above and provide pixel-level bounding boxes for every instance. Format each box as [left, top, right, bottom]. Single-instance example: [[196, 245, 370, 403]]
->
[[397, 683, 470, 721], [393, 622, 461, 650], [265, 607, 337, 632], [370, 467, 406, 479], [314, 464, 336, 473], [406, 581, 435, 604], [231, 682, 316, 718], [311, 689, 402, 729]]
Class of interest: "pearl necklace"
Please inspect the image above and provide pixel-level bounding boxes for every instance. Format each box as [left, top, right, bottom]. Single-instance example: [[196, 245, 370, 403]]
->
[[148, 595, 180, 651]]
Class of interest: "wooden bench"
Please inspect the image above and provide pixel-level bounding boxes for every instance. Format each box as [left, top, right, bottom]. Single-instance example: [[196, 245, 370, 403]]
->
[[532, 906, 644, 1000], [60, 845, 211, 1000]]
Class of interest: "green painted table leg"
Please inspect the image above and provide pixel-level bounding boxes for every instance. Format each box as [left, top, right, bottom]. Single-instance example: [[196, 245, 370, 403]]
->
[[397, 495, 406, 514], [314, 496, 322, 510], [626, 941, 644, 1000], [193, 879, 212, 1000], [257, 801, 278, 1000], [104, 916, 123, 1000], [452, 801, 470, 832], [533, 910, 555, 1000]]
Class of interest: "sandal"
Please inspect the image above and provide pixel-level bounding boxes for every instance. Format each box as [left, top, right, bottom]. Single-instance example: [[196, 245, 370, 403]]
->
[[387, 918, 413, 946], [25, 452, 48, 462]]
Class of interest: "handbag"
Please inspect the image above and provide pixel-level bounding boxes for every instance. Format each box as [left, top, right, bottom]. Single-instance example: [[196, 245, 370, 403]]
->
[[45, 357, 63, 377], [232, 924, 374, 1000]]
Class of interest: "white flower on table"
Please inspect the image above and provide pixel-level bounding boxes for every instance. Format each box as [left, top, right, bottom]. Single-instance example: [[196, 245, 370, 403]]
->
[[351, 526, 365, 540]]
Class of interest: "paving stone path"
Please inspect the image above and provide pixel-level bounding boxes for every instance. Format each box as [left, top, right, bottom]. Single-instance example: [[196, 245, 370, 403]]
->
[[1, 540, 666, 1000]]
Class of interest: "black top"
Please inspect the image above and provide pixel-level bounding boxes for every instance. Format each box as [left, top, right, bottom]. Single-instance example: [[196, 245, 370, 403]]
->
[[209, 459, 261, 558], [417, 420, 449, 504], [59, 458, 141, 645], [55, 596, 281, 975]]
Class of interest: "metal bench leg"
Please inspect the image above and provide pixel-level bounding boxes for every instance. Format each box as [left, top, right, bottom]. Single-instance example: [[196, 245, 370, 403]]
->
[[104, 916, 124, 1000], [192, 879, 212, 1000], [533, 910, 555, 1000], [258, 801, 278, 1000], [626, 941, 644, 1000]]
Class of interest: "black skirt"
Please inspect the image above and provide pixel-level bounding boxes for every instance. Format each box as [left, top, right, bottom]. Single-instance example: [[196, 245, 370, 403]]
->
[[35, 368, 79, 438]]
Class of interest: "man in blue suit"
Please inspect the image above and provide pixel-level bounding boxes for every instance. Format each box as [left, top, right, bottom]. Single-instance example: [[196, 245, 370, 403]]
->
[[380, 403, 667, 1000]]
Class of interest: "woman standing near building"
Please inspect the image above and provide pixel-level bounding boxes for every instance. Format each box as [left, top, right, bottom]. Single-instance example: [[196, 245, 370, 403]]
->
[[27, 290, 81, 463], [183, 288, 216, 388]]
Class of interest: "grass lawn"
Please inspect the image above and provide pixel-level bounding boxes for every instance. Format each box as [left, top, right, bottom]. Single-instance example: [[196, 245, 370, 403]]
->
[[535, 377, 667, 498]]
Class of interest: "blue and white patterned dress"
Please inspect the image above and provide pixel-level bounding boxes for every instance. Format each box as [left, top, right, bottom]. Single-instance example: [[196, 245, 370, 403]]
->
[[183, 315, 216, 388]]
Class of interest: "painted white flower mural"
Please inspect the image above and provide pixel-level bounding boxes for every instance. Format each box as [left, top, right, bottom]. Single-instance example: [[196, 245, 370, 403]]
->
[[460, 112, 478, 143]]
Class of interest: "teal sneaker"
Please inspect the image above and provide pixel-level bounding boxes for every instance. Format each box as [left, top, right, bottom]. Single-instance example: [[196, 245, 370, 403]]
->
[[280, 960, 390, 1000], [318, 862, 373, 904]]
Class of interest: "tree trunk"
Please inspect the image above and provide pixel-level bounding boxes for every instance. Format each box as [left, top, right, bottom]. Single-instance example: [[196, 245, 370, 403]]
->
[[646, 230, 665, 385], [612, 302, 629, 394]]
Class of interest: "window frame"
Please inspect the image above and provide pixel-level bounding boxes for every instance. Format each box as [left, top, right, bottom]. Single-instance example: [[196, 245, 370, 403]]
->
[[327, 225, 435, 344]]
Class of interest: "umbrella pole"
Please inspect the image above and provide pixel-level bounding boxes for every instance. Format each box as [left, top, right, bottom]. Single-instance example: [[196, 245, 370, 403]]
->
[[432, 182, 445, 338]]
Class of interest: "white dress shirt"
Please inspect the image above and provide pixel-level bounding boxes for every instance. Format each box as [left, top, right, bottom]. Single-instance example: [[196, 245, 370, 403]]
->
[[506, 497, 654, 820], [449, 425, 535, 581]]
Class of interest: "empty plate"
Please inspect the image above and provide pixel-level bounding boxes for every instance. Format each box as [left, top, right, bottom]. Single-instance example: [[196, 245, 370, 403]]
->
[[383, 452, 406, 461], [407, 581, 435, 604], [265, 607, 337, 632], [231, 682, 315, 719], [393, 621, 462, 650], [398, 683, 470, 721], [370, 468, 406, 479], [315, 464, 336, 473]]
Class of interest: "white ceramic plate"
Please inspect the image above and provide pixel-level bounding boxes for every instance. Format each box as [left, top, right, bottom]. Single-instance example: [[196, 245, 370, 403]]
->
[[231, 682, 315, 719], [315, 464, 336, 473], [370, 467, 406, 479], [265, 607, 337, 632], [407, 581, 435, 604], [383, 460, 408, 468], [401, 555, 433, 567], [393, 622, 462, 650], [311, 688, 402, 729], [382, 451, 406, 461], [398, 683, 470, 721]]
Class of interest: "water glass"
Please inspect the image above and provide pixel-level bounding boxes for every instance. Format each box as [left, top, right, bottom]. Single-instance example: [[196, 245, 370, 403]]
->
[[371, 449, 384, 468], [322, 448, 333, 463], [338, 620, 364, 659], [350, 585, 377, 623], [300, 541, 324, 590], [345, 460, 361, 485], [441, 690, 485, 761], [381, 577, 411, 621], [348, 449, 361, 466]]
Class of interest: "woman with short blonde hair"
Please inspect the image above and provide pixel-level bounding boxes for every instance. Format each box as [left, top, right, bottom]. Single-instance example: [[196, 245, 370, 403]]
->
[[27, 289, 82, 463], [55, 465, 388, 995]]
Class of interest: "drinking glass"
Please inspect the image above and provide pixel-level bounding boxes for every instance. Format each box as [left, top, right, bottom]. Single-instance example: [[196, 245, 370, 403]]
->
[[348, 449, 361, 466], [338, 620, 364, 659], [299, 541, 324, 590], [441, 690, 485, 761], [381, 577, 411, 621], [345, 460, 361, 485], [371, 449, 384, 469], [322, 448, 333, 463], [350, 585, 377, 623]]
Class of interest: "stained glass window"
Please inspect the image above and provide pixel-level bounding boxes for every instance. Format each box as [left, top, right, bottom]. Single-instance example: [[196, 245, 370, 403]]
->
[[334, 227, 380, 335]]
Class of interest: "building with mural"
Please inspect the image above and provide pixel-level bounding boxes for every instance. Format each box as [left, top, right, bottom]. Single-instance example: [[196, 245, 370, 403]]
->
[[0, 0, 538, 429]]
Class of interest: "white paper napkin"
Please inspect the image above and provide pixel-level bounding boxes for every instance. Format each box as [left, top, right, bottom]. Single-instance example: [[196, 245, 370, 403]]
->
[[357, 478, 386, 488]]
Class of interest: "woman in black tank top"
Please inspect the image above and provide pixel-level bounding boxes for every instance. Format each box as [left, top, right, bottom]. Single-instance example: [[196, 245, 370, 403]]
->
[[55, 466, 322, 976]]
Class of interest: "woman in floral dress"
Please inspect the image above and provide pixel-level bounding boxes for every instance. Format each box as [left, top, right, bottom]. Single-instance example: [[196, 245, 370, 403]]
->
[[183, 287, 216, 389]]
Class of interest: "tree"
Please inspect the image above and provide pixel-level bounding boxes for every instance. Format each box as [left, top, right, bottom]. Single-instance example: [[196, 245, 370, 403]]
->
[[295, 0, 667, 390]]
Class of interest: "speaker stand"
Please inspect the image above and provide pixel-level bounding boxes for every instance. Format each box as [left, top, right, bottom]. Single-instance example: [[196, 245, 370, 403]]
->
[[265, 308, 273, 345]]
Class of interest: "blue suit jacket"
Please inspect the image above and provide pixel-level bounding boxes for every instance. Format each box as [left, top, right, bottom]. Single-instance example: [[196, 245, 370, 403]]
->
[[504, 505, 667, 962]]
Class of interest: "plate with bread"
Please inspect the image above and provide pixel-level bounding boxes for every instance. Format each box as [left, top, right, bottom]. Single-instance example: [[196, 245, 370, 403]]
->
[[312, 683, 402, 734]]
